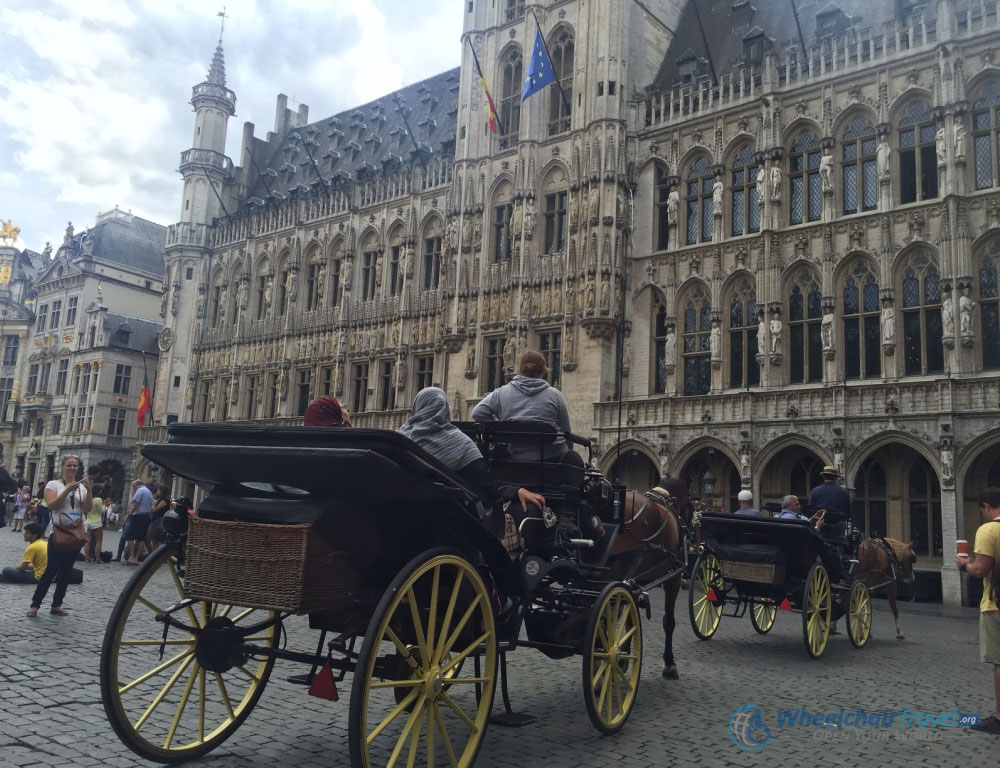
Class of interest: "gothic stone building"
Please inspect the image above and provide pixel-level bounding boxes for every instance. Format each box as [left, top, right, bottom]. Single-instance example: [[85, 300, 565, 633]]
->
[[151, 0, 1000, 605]]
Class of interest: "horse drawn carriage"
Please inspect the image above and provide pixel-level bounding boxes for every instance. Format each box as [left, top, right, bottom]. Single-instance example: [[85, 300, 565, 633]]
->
[[688, 510, 874, 658], [100, 422, 685, 766]]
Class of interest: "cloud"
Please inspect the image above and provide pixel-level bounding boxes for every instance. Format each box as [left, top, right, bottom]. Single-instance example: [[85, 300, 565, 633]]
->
[[0, 0, 461, 250]]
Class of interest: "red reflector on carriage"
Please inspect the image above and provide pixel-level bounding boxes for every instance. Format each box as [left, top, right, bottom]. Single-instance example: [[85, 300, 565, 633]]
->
[[706, 589, 718, 602], [778, 598, 792, 611], [308, 661, 340, 701]]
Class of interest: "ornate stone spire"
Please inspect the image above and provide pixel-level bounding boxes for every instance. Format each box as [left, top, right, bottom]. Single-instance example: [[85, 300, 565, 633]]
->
[[207, 44, 226, 87]]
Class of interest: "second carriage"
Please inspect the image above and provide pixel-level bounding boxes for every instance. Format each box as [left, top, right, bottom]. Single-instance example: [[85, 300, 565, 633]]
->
[[687, 510, 874, 658]]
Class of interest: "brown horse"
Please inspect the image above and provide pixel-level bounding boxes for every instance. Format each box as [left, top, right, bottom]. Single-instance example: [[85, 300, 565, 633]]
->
[[609, 478, 691, 680], [854, 537, 917, 639]]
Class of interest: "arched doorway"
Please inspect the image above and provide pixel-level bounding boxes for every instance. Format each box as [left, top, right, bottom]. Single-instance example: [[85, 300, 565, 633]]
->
[[758, 444, 826, 510], [959, 440, 1000, 606], [851, 442, 941, 556], [678, 448, 740, 514], [90, 458, 126, 503], [608, 448, 660, 492]]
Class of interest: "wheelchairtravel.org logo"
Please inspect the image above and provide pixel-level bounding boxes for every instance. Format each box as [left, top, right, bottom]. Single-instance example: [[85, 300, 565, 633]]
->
[[729, 704, 980, 750]]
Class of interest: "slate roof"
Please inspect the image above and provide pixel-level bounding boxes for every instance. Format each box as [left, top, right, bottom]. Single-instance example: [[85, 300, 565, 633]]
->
[[246, 68, 460, 200], [103, 310, 162, 355], [76, 212, 166, 278], [650, 0, 914, 92]]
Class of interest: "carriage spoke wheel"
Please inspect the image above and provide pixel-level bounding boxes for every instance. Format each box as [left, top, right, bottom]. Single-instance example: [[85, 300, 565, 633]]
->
[[583, 583, 642, 735], [350, 549, 497, 768], [846, 580, 873, 649], [802, 564, 832, 659], [750, 599, 777, 635], [100, 544, 279, 764], [688, 554, 723, 640]]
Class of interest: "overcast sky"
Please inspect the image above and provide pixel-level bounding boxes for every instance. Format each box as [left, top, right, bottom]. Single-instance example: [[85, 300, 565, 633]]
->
[[0, 0, 461, 252]]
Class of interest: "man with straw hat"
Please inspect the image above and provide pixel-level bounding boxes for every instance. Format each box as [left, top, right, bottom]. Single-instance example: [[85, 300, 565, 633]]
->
[[807, 464, 852, 524]]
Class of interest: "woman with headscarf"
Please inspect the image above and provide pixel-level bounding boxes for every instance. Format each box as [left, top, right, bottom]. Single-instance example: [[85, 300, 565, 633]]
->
[[304, 396, 351, 427], [399, 387, 543, 528]]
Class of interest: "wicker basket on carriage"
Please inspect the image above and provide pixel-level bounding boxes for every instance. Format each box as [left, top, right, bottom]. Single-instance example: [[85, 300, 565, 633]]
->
[[183, 517, 360, 614]]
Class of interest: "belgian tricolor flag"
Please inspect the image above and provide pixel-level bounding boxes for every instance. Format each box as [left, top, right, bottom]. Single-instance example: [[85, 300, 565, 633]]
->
[[469, 40, 499, 134], [136, 363, 151, 426]]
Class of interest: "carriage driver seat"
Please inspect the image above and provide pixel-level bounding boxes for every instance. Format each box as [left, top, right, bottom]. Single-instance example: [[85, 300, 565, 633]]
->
[[482, 422, 587, 499]]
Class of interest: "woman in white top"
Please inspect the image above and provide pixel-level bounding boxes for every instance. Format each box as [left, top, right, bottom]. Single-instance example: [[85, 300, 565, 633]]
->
[[28, 455, 91, 617]]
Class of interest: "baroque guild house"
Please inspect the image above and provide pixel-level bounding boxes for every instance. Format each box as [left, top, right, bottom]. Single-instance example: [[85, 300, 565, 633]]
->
[[149, 0, 1000, 605]]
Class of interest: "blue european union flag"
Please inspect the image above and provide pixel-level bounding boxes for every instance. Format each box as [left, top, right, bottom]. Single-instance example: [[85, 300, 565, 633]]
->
[[522, 27, 555, 101]]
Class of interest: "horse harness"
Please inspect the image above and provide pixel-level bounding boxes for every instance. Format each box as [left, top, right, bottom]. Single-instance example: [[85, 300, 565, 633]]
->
[[626, 489, 689, 553], [874, 537, 903, 585]]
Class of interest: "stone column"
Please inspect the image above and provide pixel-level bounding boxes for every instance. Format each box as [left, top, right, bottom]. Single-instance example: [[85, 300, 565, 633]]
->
[[940, 485, 962, 605]]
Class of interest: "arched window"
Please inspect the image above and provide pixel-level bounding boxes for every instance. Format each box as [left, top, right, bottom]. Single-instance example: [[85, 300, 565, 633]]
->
[[681, 285, 712, 395], [789, 129, 822, 224], [360, 235, 378, 301], [492, 183, 514, 263], [209, 273, 222, 327], [730, 145, 760, 236], [788, 268, 823, 384], [655, 165, 671, 250], [423, 222, 442, 290], [547, 28, 573, 136], [305, 247, 322, 311], [981, 249, 1000, 369], [498, 48, 522, 150], [277, 254, 291, 316], [727, 278, 759, 388], [841, 115, 877, 214], [685, 156, 714, 245], [541, 165, 568, 255], [901, 252, 943, 376], [853, 458, 887, 537], [973, 82, 1000, 189], [898, 100, 938, 204], [843, 259, 881, 379], [254, 261, 270, 320], [790, 455, 824, 500], [653, 298, 669, 393], [908, 458, 941, 557]]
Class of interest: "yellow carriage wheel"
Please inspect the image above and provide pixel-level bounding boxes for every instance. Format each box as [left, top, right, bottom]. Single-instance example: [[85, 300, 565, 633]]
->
[[688, 554, 724, 640], [100, 544, 279, 763], [750, 598, 777, 634], [583, 583, 643, 735], [846, 580, 873, 649], [802, 563, 832, 659], [349, 549, 497, 768]]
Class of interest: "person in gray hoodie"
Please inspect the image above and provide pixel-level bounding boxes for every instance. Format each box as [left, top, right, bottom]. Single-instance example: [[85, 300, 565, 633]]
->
[[472, 349, 579, 463]]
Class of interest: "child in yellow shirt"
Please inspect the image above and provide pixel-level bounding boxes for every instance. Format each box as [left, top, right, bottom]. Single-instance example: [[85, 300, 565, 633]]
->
[[1, 524, 47, 584]]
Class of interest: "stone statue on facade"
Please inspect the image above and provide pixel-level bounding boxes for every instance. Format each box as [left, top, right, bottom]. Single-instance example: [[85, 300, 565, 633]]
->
[[278, 368, 288, 398], [524, 201, 536, 239], [712, 180, 723, 210], [821, 310, 835, 349], [237, 279, 248, 309], [881, 304, 895, 343], [769, 315, 782, 354], [877, 136, 891, 179], [466, 338, 476, 371], [757, 315, 767, 354], [564, 325, 574, 361], [954, 122, 967, 160], [622, 335, 633, 373], [316, 265, 326, 300], [960, 286, 976, 336], [462, 216, 472, 250], [588, 186, 600, 220], [935, 126, 947, 164], [473, 217, 482, 250], [710, 322, 721, 361], [665, 328, 676, 368], [264, 276, 274, 316], [600, 281, 610, 312], [510, 202, 523, 235], [941, 441, 954, 483], [755, 167, 765, 201], [503, 336, 515, 369], [770, 166, 782, 200], [667, 189, 679, 219], [941, 292, 955, 337], [820, 150, 833, 190]]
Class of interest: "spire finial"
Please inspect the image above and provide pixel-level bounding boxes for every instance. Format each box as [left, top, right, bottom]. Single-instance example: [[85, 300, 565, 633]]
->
[[217, 6, 227, 46]]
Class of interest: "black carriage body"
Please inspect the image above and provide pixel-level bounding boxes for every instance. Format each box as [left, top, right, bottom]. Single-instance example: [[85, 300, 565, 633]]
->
[[143, 424, 522, 632]]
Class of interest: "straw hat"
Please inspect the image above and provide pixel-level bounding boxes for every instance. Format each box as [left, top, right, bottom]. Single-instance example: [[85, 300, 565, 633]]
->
[[820, 465, 840, 477]]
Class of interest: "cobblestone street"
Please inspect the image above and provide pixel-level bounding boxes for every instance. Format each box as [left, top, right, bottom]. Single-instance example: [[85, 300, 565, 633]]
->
[[0, 528, 992, 768]]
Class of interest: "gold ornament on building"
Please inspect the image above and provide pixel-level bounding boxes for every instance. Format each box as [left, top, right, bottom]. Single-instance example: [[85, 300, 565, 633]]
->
[[0, 219, 20, 245]]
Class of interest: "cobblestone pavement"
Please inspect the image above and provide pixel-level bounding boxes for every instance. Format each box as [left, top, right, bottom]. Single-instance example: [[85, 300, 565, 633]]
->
[[0, 527, 993, 768]]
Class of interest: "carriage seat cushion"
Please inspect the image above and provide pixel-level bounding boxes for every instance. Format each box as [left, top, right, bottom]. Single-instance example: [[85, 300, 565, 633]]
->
[[489, 458, 585, 496], [712, 541, 786, 565]]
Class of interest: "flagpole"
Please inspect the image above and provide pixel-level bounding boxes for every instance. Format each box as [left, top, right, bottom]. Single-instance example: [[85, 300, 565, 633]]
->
[[528, 11, 572, 123]]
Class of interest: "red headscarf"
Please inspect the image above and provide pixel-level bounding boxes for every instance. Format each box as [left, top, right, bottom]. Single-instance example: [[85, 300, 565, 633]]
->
[[304, 396, 349, 427]]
